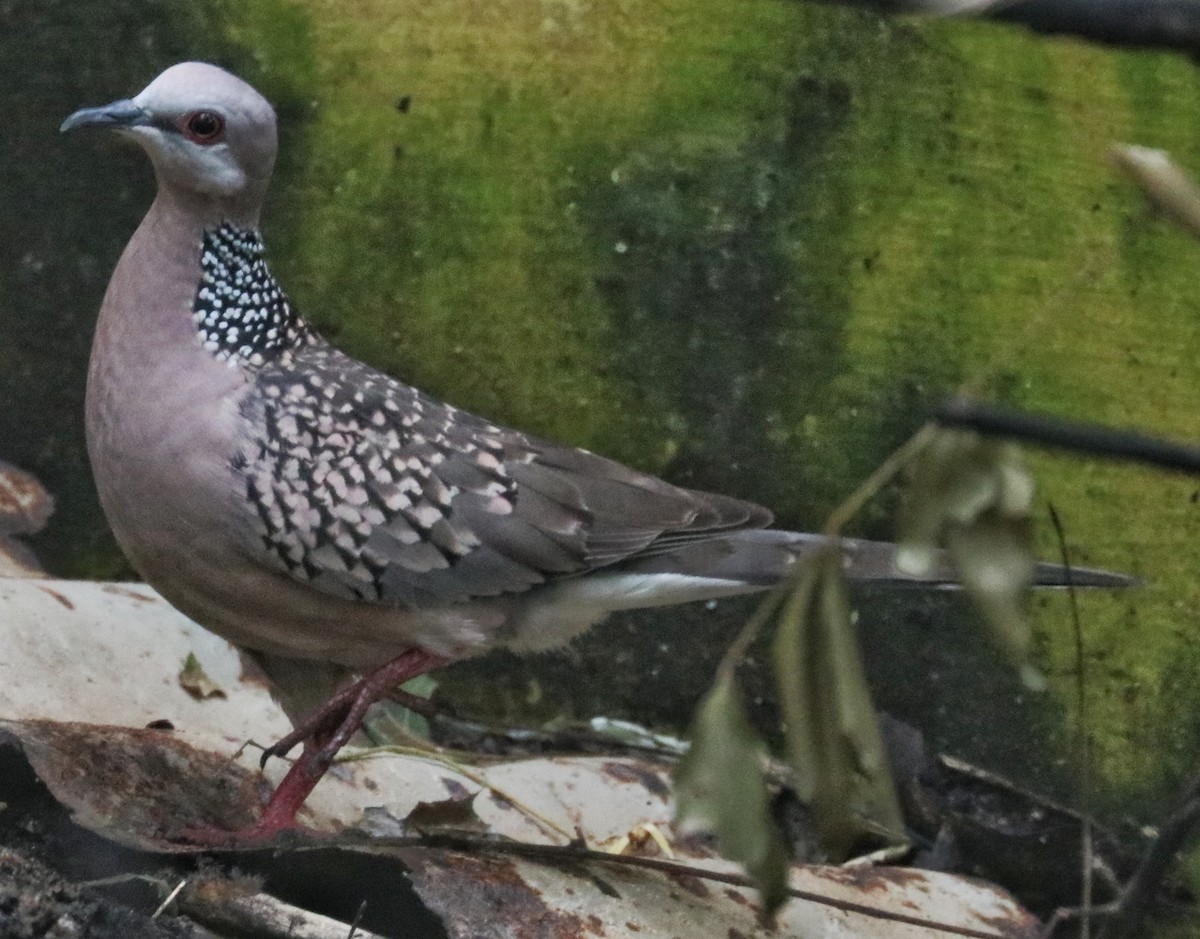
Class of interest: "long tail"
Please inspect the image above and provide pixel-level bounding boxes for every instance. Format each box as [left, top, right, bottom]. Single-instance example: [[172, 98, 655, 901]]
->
[[622, 530, 1135, 590], [837, 534, 1133, 588]]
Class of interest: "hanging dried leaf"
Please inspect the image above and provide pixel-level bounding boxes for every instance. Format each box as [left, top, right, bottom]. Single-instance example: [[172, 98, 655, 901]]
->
[[895, 431, 1000, 577], [946, 514, 1043, 689], [674, 670, 788, 918], [772, 558, 824, 806], [771, 548, 906, 861], [897, 429, 1040, 683]]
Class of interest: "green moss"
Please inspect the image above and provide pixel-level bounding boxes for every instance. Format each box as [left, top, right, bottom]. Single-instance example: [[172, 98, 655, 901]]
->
[[249, 0, 659, 461], [576, 85, 857, 515]]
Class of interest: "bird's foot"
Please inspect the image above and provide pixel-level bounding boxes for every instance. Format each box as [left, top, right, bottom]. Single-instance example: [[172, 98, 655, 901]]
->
[[178, 648, 450, 847], [258, 647, 449, 768]]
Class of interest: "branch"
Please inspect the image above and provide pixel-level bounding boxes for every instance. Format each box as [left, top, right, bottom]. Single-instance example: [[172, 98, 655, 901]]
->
[[935, 398, 1200, 475], [817, 0, 1200, 57]]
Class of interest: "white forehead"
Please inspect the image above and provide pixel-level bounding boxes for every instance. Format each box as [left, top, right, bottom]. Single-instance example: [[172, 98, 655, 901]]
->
[[133, 61, 274, 124]]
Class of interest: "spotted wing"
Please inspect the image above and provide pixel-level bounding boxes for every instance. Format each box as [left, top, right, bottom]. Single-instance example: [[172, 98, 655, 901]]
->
[[236, 344, 772, 607]]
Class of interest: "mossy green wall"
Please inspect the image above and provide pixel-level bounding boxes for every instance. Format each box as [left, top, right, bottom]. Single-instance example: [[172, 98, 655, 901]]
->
[[5, 1, 1200, 825]]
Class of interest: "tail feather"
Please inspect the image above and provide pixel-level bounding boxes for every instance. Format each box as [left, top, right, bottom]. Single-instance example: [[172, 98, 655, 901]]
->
[[511, 530, 1133, 653], [1029, 560, 1137, 589], [619, 530, 1135, 590]]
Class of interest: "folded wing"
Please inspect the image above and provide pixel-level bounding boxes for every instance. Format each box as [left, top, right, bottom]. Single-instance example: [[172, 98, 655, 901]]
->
[[236, 343, 774, 608]]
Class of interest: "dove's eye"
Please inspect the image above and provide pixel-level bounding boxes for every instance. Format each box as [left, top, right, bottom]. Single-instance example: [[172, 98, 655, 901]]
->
[[182, 110, 225, 144]]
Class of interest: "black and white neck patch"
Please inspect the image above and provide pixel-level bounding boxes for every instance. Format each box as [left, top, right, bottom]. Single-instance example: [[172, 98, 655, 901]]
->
[[193, 223, 312, 368]]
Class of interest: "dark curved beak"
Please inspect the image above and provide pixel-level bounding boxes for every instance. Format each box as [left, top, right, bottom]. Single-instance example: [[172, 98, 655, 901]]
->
[[60, 99, 151, 134]]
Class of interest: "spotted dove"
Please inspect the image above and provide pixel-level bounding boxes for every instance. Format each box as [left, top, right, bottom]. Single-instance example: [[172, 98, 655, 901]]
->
[[62, 63, 1121, 843]]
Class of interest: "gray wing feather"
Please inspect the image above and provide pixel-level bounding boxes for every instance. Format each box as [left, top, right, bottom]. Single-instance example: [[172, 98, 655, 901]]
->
[[239, 343, 774, 608]]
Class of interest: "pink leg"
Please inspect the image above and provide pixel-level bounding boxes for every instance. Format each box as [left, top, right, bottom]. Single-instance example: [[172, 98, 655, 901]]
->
[[182, 647, 448, 846]]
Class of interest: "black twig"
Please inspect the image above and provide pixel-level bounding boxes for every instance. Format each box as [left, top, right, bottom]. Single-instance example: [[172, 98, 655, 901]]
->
[[818, 0, 1200, 58], [935, 398, 1200, 475]]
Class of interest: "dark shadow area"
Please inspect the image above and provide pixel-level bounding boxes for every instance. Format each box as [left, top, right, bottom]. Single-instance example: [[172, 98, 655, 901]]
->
[[0, 742, 444, 937], [438, 586, 1085, 804]]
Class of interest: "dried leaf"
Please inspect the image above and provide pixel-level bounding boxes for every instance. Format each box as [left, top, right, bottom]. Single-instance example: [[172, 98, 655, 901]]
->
[[772, 549, 906, 861], [946, 516, 1043, 689], [178, 653, 226, 701], [896, 431, 999, 577], [897, 429, 1039, 682], [772, 558, 824, 805], [1111, 144, 1200, 242], [674, 671, 788, 918], [405, 792, 488, 834]]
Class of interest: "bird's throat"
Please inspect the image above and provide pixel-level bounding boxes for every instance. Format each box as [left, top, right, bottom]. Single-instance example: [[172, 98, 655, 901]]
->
[[192, 223, 312, 368]]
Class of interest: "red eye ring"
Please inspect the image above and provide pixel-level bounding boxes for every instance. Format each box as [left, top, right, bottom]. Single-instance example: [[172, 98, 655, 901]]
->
[[181, 110, 225, 144]]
